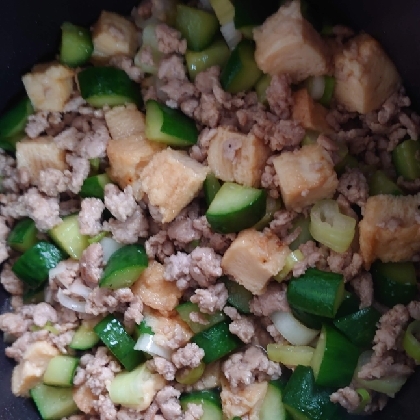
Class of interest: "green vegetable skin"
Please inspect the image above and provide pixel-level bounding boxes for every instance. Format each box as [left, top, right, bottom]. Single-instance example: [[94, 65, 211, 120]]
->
[[99, 244, 148, 289], [176, 302, 226, 333], [7, 218, 38, 253], [260, 379, 289, 420], [392, 139, 420, 180], [43, 355, 79, 387], [203, 173, 221, 206], [60, 22, 93, 67], [180, 390, 222, 420], [368, 170, 403, 196], [223, 277, 253, 314], [80, 173, 112, 199]]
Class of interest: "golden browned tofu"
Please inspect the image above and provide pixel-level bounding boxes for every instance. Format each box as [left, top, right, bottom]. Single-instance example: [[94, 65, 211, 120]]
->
[[132, 261, 182, 315], [12, 341, 59, 397], [359, 194, 420, 268], [16, 136, 68, 185], [272, 144, 338, 211], [334, 34, 401, 114], [140, 148, 210, 223], [22, 62, 74, 112], [292, 89, 333, 134], [254, 0, 329, 82], [106, 134, 164, 199], [207, 127, 270, 188], [105, 105, 146, 140], [221, 229, 290, 295], [92, 11, 138, 60], [221, 378, 268, 420]]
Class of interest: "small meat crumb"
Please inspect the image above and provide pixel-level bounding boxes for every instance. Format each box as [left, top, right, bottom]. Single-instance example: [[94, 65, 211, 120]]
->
[[350, 272, 374, 308], [104, 184, 137, 222], [148, 356, 176, 381], [190, 283, 228, 314], [78, 198, 104, 236], [250, 282, 290, 317], [79, 243, 104, 288], [155, 24, 187, 55], [330, 387, 361, 413], [171, 343, 204, 369]]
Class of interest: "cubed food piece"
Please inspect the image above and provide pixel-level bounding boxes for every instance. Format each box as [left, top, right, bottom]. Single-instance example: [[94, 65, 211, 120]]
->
[[131, 261, 182, 315], [16, 136, 68, 185], [107, 134, 165, 200], [105, 105, 146, 140], [254, 0, 329, 82], [221, 229, 290, 295], [334, 34, 401, 114], [140, 148, 210, 223], [359, 193, 420, 268], [12, 341, 59, 397], [221, 378, 268, 419], [292, 89, 332, 135], [22, 62, 75, 112], [207, 127, 270, 188], [92, 11, 137, 60], [272, 144, 338, 211]]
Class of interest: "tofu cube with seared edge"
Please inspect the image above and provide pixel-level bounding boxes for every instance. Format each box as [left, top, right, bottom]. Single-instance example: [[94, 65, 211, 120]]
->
[[334, 34, 401, 114], [221, 229, 290, 295], [22, 62, 75, 112], [207, 127, 270, 188], [359, 193, 420, 268], [272, 144, 338, 211], [140, 148, 210, 223], [92, 11, 138, 60], [105, 105, 146, 140]]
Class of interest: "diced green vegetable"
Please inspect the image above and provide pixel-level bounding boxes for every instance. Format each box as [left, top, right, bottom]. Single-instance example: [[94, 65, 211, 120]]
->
[[392, 139, 420, 180], [0, 96, 33, 140], [180, 389, 223, 420], [253, 196, 282, 231], [368, 170, 404, 196], [206, 182, 266, 233], [255, 74, 272, 104], [145, 99, 198, 147], [94, 315, 145, 371], [176, 362, 206, 385], [287, 268, 345, 319], [334, 153, 359, 175], [43, 355, 79, 387], [99, 244, 148, 289], [176, 302, 226, 333], [175, 5, 219, 51], [49, 214, 90, 260], [223, 277, 253, 314], [80, 173, 111, 200], [12, 241, 64, 288], [70, 320, 100, 350], [0, 131, 26, 153], [267, 344, 314, 367], [186, 39, 231, 80], [7, 218, 38, 253], [371, 260, 417, 307], [203, 173, 221, 206], [191, 321, 241, 363], [290, 306, 327, 331], [311, 324, 360, 388], [403, 320, 420, 363], [78, 66, 142, 108], [220, 40, 262, 93], [289, 215, 313, 251], [319, 76, 335, 108], [30, 383, 78, 420], [259, 379, 289, 420], [59, 22, 93, 67], [335, 291, 360, 318], [275, 250, 304, 282]]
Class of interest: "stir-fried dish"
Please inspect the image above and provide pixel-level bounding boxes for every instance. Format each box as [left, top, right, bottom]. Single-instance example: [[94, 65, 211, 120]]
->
[[1, 0, 420, 419]]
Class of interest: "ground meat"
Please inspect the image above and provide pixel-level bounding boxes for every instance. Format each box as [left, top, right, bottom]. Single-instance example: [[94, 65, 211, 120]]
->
[[76, 121, 110, 159], [408, 300, 420, 320], [25, 111, 50, 138], [0, 311, 33, 337], [0, 264, 23, 295], [109, 55, 143, 82], [229, 316, 256, 344], [222, 347, 281, 389], [78, 198, 104, 236], [104, 184, 137, 222], [171, 343, 204, 369], [330, 387, 360, 413], [33, 302, 58, 327], [148, 356, 176, 381], [66, 154, 90, 194], [124, 295, 143, 326], [372, 304, 410, 357], [190, 283, 228, 314], [269, 209, 298, 242], [5, 330, 50, 361], [104, 207, 149, 244], [166, 202, 202, 247], [351, 272, 374, 308], [261, 156, 280, 199], [38, 168, 68, 196], [145, 230, 175, 262], [189, 127, 217, 163], [158, 54, 187, 81], [164, 247, 222, 290], [154, 386, 183, 420], [54, 127, 81, 151], [79, 244, 104, 288], [49, 259, 79, 290], [250, 282, 289, 317], [73, 346, 121, 396], [93, 395, 118, 420], [23, 188, 62, 231], [0, 151, 24, 193], [85, 287, 135, 316], [337, 168, 369, 208], [266, 74, 293, 119], [327, 249, 363, 282], [358, 352, 414, 380], [155, 24, 187, 54]]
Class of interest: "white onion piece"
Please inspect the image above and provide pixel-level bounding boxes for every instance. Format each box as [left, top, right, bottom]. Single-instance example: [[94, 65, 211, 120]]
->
[[44, 287, 53, 304], [68, 281, 92, 299], [100, 237, 124, 263], [271, 311, 319, 346], [134, 334, 173, 359], [220, 21, 242, 50], [48, 262, 68, 287], [307, 76, 325, 101], [57, 289, 87, 313]]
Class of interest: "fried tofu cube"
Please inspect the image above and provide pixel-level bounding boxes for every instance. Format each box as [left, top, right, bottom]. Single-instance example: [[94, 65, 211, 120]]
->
[[272, 144, 338, 211], [334, 34, 401, 114], [105, 105, 146, 140], [22, 62, 75, 112], [359, 194, 420, 268], [92, 11, 138, 60], [12, 341, 59, 396], [107, 134, 164, 199], [254, 0, 329, 82], [16, 136, 68, 185], [207, 127, 270, 188], [132, 261, 182, 315], [221, 229, 290, 295], [292, 89, 333, 134], [140, 148, 210, 223], [221, 378, 268, 419]]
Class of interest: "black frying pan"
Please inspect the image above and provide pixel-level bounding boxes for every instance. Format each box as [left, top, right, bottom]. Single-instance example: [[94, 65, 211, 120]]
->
[[1, 0, 420, 419]]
